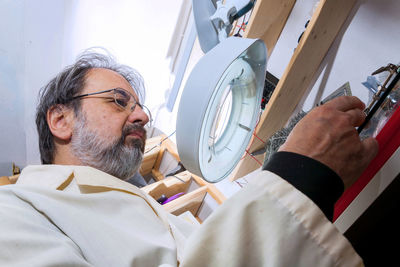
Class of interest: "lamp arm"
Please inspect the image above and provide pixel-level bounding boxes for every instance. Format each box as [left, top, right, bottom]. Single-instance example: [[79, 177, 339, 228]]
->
[[229, 0, 255, 24], [210, 0, 254, 41]]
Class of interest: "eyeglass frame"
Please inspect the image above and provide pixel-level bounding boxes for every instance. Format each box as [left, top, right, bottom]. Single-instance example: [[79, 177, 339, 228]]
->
[[69, 87, 153, 126]]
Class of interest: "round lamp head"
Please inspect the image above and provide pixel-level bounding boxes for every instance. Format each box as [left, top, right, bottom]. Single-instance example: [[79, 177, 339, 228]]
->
[[176, 37, 267, 182]]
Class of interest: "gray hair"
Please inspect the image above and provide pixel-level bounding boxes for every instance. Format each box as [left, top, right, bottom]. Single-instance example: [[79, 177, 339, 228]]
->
[[36, 49, 146, 164], [70, 112, 144, 180]]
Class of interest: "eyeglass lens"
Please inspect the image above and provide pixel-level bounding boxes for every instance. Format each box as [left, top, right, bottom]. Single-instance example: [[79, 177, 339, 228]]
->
[[113, 88, 135, 110], [113, 88, 153, 126]]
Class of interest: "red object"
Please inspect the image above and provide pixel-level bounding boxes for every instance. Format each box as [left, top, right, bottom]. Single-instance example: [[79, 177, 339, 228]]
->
[[333, 104, 400, 221]]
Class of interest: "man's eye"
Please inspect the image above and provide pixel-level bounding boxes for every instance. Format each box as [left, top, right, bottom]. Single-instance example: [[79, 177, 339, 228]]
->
[[115, 98, 128, 107]]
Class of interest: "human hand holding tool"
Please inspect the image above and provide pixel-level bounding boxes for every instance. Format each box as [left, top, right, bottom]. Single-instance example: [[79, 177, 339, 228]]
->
[[279, 96, 379, 189]]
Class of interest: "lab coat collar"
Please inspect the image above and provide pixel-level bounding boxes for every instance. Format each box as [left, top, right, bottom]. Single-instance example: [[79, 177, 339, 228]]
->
[[17, 165, 172, 231], [18, 165, 146, 197]]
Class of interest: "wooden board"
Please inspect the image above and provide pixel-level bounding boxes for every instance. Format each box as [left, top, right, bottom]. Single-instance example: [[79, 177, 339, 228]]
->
[[231, 0, 359, 180], [163, 186, 208, 216], [151, 169, 165, 182], [153, 135, 180, 173], [0, 175, 19, 185], [192, 174, 227, 205], [141, 171, 192, 199], [244, 0, 296, 57], [140, 135, 163, 175], [9, 175, 18, 183], [0, 176, 11, 186]]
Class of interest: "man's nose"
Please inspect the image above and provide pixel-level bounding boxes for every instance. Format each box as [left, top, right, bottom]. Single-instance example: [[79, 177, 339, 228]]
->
[[127, 104, 149, 126]]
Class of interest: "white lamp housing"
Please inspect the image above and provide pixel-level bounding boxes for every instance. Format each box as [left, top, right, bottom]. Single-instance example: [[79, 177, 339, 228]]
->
[[176, 37, 267, 182], [193, 0, 255, 53]]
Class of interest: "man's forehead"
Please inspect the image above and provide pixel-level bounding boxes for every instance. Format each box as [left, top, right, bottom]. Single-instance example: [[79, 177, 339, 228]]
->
[[83, 68, 136, 96]]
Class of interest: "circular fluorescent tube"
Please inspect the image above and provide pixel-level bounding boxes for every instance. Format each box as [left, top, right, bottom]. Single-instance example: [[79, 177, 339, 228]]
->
[[176, 37, 267, 182]]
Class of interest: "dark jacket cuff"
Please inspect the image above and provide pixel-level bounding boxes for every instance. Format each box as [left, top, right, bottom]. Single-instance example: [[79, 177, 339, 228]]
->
[[262, 151, 344, 221]]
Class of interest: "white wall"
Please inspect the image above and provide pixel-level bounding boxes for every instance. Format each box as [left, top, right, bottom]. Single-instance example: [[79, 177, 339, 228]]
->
[[0, 0, 182, 174], [268, 0, 400, 110], [23, 0, 67, 165], [0, 0, 27, 174]]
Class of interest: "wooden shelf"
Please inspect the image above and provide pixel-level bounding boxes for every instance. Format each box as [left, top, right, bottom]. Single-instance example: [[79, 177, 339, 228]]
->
[[140, 135, 227, 220]]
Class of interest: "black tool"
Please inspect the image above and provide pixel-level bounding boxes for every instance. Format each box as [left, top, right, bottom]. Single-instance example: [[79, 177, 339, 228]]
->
[[358, 67, 400, 134]]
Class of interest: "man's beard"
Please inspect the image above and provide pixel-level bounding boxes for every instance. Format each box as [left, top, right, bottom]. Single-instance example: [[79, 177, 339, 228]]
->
[[70, 114, 146, 180]]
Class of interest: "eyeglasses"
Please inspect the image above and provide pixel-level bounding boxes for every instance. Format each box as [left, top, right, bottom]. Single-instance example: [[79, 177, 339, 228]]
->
[[71, 88, 153, 126]]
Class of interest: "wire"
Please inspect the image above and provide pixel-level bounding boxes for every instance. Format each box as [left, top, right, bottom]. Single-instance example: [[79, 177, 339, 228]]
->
[[235, 177, 249, 188], [240, 110, 266, 161], [245, 149, 263, 166], [171, 175, 186, 183], [144, 130, 176, 154], [233, 1, 255, 37]]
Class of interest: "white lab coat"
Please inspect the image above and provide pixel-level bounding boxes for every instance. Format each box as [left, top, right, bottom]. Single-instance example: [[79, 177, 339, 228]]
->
[[0, 165, 363, 266]]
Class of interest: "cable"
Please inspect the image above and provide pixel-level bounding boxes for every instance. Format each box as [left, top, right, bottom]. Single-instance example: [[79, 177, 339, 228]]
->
[[171, 175, 186, 183], [144, 130, 176, 154]]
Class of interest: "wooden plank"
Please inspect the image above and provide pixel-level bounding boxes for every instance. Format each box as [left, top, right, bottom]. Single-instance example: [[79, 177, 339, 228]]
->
[[192, 174, 227, 205], [139, 148, 160, 175], [152, 143, 167, 173], [140, 135, 163, 175], [244, 0, 296, 57], [0, 176, 11, 186], [231, 0, 358, 180], [141, 171, 192, 199], [0, 175, 19, 185], [151, 169, 165, 181], [9, 175, 19, 184], [152, 134, 180, 175], [163, 186, 208, 216], [162, 138, 180, 162]]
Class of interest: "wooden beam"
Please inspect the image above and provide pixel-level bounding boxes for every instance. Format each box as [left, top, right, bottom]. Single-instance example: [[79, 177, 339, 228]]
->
[[231, 0, 358, 180], [151, 169, 165, 181], [163, 186, 208, 216], [141, 171, 192, 199], [9, 174, 19, 184], [244, 0, 296, 57], [139, 135, 163, 175], [152, 134, 181, 177], [192, 174, 227, 205], [0, 176, 11, 186]]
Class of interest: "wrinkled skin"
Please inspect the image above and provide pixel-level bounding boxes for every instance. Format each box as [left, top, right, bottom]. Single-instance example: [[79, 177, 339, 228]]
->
[[279, 96, 379, 189]]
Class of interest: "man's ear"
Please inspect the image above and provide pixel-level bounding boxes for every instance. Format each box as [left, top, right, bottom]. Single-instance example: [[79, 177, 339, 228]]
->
[[47, 105, 74, 141]]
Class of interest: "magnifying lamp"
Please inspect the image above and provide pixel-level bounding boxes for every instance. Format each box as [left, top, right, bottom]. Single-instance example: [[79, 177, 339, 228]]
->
[[176, 0, 267, 183]]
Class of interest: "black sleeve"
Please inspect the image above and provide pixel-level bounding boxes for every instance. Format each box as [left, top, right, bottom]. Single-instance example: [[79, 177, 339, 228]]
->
[[262, 151, 344, 221]]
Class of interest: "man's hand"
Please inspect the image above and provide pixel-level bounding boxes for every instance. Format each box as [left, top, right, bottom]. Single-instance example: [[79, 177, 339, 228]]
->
[[279, 96, 379, 189]]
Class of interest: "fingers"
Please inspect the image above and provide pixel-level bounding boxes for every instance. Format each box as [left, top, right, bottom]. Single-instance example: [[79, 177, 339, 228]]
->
[[325, 96, 365, 112], [322, 96, 366, 127], [345, 108, 366, 127]]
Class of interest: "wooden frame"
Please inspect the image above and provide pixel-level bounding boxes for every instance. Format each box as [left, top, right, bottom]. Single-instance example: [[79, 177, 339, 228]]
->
[[231, 0, 359, 180], [140, 134, 181, 181], [244, 0, 296, 58], [139, 135, 163, 177], [0, 175, 18, 186], [141, 135, 227, 220], [141, 170, 226, 219], [141, 171, 192, 200]]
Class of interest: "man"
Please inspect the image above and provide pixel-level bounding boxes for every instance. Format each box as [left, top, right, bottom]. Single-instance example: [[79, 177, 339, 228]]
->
[[0, 51, 377, 266]]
